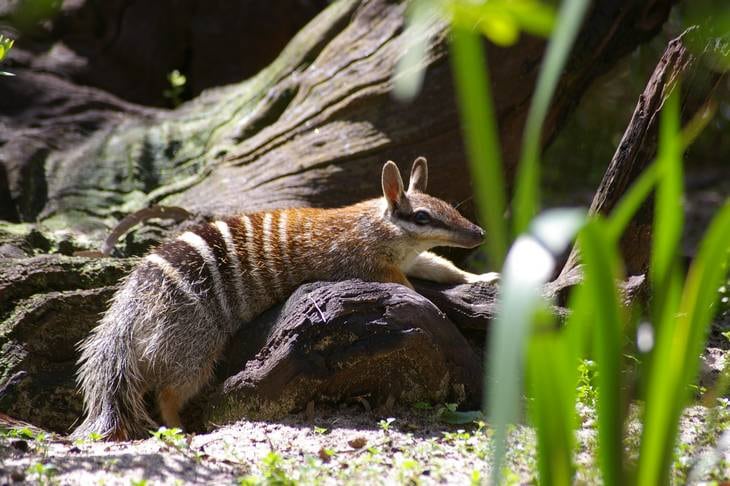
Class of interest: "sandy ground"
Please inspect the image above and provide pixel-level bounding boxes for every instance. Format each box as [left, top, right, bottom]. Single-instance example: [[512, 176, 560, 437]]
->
[[1, 387, 728, 485]]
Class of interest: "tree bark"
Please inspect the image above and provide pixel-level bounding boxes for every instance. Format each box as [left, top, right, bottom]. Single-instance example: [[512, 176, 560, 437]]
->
[[1, 0, 674, 242]]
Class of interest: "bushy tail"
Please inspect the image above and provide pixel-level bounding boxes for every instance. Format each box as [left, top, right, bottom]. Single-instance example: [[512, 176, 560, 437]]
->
[[72, 284, 156, 441]]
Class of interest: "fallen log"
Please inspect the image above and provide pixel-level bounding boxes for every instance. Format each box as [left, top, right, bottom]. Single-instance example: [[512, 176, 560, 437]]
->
[[1, 0, 674, 246]]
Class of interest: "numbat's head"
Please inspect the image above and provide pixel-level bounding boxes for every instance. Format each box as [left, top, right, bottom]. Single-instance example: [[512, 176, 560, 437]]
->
[[381, 157, 485, 249]]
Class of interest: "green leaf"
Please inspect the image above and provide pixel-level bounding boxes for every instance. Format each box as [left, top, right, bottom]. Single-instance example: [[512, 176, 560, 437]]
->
[[527, 325, 577, 486], [638, 202, 730, 485], [650, 86, 683, 322], [487, 208, 585, 486], [578, 219, 626, 485], [512, 0, 591, 235], [439, 408, 484, 425], [449, 0, 556, 45], [0, 34, 14, 62], [449, 26, 509, 268], [476, 10, 520, 46]]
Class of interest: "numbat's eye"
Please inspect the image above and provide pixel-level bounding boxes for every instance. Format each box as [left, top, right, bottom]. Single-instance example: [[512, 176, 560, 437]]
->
[[413, 210, 431, 225]]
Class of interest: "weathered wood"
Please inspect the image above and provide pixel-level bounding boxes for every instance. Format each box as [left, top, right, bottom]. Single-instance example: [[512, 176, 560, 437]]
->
[[199, 280, 486, 427], [559, 32, 724, 277], [1, 0, 675, 248], [0, 256, 137, 432]]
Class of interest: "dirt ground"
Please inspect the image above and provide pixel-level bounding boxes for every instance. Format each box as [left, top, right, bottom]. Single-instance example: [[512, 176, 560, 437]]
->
[[1, 378, 729, 486]]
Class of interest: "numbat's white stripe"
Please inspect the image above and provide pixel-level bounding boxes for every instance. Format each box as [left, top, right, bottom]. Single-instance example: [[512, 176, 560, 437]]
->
[[262, 213, 283, 296], [145, 254, 199, 302], [179, 231, 232, 319], [213, 220, 248, 319], [241, 214, 266, 301], [303, 220, 314, 248], [278, 211, 294, 286]]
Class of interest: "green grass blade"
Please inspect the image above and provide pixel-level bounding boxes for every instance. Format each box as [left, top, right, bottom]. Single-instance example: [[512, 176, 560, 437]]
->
[[512, 0, 590, 235], [487, 209, 585, 485], [634, 84, 684, 486], [564, 283, 592, 364], [527, 322, 577, 486], [638, 202, 730, 485], [392, 0, 436, 102], [449, 26, 508, 268], [578, 219, 626, 485], [680, 99, 716, 149], [649, 86, 683, 321], [487, 235, 547, 485], [606, 163, 658, 243]]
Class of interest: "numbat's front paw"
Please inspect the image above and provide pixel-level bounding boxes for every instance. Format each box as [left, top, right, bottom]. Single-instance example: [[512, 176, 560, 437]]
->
[[466, 272, 500, 284]]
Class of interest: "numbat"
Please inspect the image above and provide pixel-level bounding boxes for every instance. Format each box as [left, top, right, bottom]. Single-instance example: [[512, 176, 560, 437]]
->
[[74, 157, 499, 440]]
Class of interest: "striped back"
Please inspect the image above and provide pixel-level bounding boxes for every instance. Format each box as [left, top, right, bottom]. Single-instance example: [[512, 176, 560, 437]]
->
[[139, 209, 323, 328]]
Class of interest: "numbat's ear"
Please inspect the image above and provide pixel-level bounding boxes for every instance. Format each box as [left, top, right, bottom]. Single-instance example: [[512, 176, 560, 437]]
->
[[408, 156, 428, 193], [382, 161, 405, 209]]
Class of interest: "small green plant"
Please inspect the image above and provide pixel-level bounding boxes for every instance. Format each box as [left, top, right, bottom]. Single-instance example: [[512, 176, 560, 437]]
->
[[0, 34, 15, 76], [25, 462, 57, 485], [470, 469, 483, 486], [88, 431, 103, 441], [717, 260, 730, 314], [576, 359, 598, 407], [130, 480, 149, 486], [441, 429, 471, 443], [313, 426, 328, 435], [150, 426, 187, 450], [397, 458, 421, 484], [378, 417, 395, 432], [1, 425, 47, 442], [163, 69, 187, 107], [73, 430, 104, 446], [239, 451, 296, 486], [2, 426, 32, 439], [2, 426, 49, 455]]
